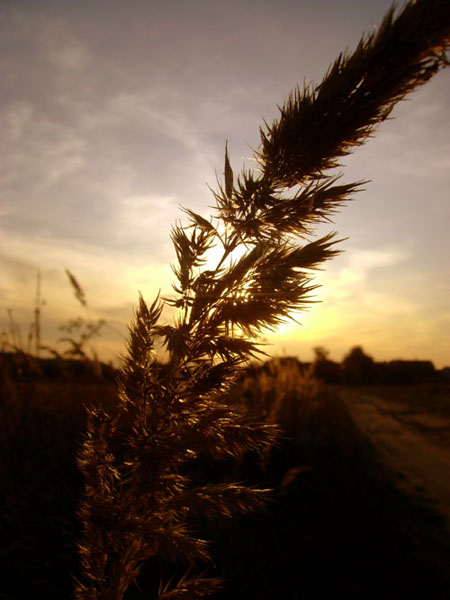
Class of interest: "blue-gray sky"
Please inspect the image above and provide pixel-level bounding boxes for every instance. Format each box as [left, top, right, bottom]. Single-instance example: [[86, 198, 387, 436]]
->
[[1, 0, 449, 366]]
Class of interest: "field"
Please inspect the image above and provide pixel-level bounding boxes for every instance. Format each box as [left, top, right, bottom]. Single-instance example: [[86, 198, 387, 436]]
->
[[2, 359, 450, 599]]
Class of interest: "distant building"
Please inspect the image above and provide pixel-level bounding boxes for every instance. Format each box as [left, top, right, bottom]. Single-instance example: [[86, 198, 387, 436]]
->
[[376, 360, 436, 384]]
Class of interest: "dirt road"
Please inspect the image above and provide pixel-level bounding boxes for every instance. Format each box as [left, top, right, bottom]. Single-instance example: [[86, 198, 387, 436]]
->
[[341, 388, 450, 527]]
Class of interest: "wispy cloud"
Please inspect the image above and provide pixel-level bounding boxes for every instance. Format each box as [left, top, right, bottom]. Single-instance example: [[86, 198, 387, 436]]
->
[[5, 101, 34, 141], [318, 246, 411, 301]]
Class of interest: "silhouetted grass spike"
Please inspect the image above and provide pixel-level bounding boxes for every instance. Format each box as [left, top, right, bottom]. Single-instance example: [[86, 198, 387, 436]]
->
[[66, 268, 87, 308], [258, 0, 450, 187], [76, 1, 450, 597]]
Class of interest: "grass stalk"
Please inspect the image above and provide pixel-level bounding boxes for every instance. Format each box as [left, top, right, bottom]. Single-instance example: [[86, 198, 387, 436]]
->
[[75, 1, 450, 597]]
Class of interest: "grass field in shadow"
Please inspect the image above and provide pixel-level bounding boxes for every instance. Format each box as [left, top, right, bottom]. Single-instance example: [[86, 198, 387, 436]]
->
[[1, 358, 450, 599]]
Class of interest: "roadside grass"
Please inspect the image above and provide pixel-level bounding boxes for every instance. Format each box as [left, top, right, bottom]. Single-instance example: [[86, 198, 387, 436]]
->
[[0, 376, 117, 599]]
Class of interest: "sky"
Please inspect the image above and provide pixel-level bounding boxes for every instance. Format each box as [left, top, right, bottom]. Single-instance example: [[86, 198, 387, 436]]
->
[[1, 0, 449, 367]]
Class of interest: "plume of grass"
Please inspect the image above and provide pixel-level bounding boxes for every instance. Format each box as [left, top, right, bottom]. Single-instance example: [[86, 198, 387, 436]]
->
[[76, 1, 450, 597], [61, 270, 106, 373], [66, 269, 88, 309]]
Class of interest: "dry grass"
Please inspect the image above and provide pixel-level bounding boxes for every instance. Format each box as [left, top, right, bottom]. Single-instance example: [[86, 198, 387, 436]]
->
[[74, 2, 450, 597], [0, 373, 117, 599], [2, 359, 450, 598]]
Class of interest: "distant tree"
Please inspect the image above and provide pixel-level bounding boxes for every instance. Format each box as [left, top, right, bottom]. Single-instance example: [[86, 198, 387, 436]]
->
[[312, 346, 341, 384], [342, 346, 376, 385]]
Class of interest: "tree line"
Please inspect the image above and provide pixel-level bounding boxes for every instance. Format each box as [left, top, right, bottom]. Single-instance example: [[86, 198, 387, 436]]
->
[[268, 346, 443, 386]]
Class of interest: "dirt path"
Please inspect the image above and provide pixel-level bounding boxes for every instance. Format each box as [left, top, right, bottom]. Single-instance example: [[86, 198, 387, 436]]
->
[[340, 388, 450, 527]]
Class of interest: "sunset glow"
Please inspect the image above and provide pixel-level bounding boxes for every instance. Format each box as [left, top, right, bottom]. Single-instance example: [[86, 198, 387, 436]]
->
[[1, 0, 449, 367]]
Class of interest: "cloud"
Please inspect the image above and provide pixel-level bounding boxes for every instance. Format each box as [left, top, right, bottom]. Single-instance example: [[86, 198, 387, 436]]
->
[[6, 101, 34, 141], [368, 76, 450, 179], [1, 103, 87, 191], [118, 193, 178, 237], [319, 246, 411, 302], [47, 41, 89, 71]]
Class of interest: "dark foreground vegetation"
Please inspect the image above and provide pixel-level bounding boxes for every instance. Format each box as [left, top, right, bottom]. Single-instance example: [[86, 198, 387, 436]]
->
[[2, 355, 450, 599]]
